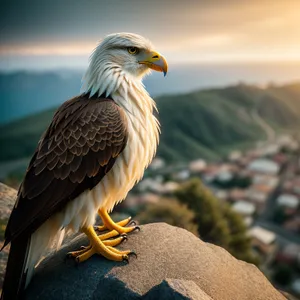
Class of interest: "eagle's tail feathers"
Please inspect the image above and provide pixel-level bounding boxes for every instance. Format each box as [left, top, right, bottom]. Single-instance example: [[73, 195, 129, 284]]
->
[[1, 235, 31, 300], [1, 217, 61, 300]]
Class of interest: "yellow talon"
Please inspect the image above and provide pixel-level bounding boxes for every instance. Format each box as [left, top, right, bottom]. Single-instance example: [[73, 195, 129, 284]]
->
[[98, 229, 120, 240], [98, 208, 139, 234], [95, 217, 132, 231], [106, 246, 134, 256], [103, 236, 127, 247], [67, 226, 131, 263], [67, 245, 92, 258]]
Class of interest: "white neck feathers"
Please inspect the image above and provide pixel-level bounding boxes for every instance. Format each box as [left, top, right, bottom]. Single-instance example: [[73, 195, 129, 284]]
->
[[81, 62, 158, 117]]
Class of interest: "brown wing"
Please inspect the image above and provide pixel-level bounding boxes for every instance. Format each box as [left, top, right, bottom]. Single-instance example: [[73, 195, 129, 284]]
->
[[4, 95, 128, 245]]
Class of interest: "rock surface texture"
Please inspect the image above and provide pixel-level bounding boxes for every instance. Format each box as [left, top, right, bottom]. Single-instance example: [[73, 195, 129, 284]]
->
[[24, 223, 285, 300], [0, 183, 17, 286]]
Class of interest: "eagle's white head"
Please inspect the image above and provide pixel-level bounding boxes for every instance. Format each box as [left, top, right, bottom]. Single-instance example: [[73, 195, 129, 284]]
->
[[81, 32, 168, 97]]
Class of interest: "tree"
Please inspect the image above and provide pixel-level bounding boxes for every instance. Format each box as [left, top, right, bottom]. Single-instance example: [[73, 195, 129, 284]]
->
[[175, 178, 230, 247], [175, 178, 258, 264], [222, 204, 259, 264], [136, 198, 198, 236]]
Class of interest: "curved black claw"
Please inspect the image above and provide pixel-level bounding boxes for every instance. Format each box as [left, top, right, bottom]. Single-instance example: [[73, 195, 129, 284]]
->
[[94, 225, 104, 232], [66, 253, 74, 259], [128, 251, 137, 259], [80, 245, 89, 250], [75, 257, 80, 267], [133, 226, 141, 232], [65, 254, 80, 267], [121, 234, 128, 242], [128, 220, 137, 226], [122, 255, 129, 264]]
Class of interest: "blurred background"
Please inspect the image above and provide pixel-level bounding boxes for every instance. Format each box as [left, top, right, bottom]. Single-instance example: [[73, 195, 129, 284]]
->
[[1, 0, 300, 298]]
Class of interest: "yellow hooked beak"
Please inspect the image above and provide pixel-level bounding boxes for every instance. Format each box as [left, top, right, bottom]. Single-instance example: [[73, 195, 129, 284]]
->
[[138, 50, 168, 76]]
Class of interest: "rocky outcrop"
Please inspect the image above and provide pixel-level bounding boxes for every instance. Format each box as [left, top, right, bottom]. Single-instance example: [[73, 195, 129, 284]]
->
[[0, 183, 17, 287], [25, 223, 285, 300]]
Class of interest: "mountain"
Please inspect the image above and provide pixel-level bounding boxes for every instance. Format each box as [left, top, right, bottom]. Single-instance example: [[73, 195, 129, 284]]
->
[[156, 83, 300, 161], [1, 82, 300, 169], [0, 71, 83, 124], [2, 63, 300, 125]]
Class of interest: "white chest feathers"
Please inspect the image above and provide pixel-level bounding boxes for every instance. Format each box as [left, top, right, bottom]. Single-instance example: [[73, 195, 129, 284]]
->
[[98, 80, 160, 212], [61, 79, 160, 232]]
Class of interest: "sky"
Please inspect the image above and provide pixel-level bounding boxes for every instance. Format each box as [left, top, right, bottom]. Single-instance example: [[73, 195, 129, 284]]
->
[[1, 0, 300, 70]]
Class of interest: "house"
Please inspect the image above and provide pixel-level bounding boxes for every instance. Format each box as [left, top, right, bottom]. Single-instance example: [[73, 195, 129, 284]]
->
[[232, 201, 256, 227], [232, 201, 256, 216], [247, 158, 280, 175], [189, 159, 207, 173], [215, 170, 234, 183], [246, 188, 269, 212], [161, 181, 180, 194], [276, 194, 299, 209], [252, 174, 279, 189], [228, 150, 242, 162], [249, 226, 276, 255]]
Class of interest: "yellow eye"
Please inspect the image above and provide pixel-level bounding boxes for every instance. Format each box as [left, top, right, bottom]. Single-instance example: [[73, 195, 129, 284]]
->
[[128, 47, 139, 55]]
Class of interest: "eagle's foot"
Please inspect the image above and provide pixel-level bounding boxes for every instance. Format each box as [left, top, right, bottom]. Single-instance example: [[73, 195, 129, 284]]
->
[[67, 234, 127, 258], [95, 216, 132, 232], [68, 226, 134, 263], [98, 208, 140, 234]]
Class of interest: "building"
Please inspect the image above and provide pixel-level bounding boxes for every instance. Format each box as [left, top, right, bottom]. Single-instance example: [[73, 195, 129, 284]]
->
[[247, 158, 280, 175], [189, 159, 207, 173], [249, 226, 276, 255], [232, 201, 256, 216], [246, 188, 269, 212], [276, 194, 299, 209], [232, 201, 256, 227]]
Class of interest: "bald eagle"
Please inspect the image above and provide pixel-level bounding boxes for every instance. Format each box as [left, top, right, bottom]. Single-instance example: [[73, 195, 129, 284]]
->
[[1, 33, 168, 299]]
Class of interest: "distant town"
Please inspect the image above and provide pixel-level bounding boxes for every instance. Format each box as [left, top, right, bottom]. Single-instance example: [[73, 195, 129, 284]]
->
[[126, 134, 300, 297]]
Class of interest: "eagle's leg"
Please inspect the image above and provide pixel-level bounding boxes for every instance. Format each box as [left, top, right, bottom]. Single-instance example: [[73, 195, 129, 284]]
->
[[97, 208, 139, 234], [95, 216, 133, 232], [68, 226, 134, 263]]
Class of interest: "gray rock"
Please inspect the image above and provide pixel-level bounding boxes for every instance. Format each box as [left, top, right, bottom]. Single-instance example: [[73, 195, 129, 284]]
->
[[143, 279, 213, 300], [24, 223, 285, 300]]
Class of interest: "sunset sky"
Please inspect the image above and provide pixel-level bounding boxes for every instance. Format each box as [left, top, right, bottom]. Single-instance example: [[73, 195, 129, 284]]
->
[[1, 0, 300, 70]]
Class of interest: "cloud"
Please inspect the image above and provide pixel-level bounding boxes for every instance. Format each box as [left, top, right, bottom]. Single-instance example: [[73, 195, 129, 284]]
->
[[1, 0, 300, 66]]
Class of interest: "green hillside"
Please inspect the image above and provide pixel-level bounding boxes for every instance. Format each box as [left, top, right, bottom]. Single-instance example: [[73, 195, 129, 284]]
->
[[1, 83, 300, 166]]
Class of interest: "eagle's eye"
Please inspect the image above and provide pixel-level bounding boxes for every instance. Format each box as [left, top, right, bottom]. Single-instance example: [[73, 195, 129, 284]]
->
[[127, 47, 139, 55]]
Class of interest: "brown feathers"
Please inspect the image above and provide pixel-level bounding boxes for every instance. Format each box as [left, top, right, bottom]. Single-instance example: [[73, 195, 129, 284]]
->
[[4, 95, 128, 246]]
